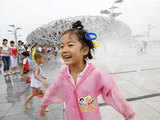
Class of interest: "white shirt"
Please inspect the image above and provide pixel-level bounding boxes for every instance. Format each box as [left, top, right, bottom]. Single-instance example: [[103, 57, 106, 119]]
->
[[67, 63, 89, 85], [23, 57, 28, 64], [18, 46, 25, 54], [1, 45, 10, 56], [30, 65, 43, 88]]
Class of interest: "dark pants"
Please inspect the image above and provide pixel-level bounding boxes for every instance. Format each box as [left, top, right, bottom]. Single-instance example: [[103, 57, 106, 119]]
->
[[2, 56, 10, 71]]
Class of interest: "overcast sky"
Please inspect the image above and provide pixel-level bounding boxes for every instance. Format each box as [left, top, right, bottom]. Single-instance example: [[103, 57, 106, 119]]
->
[[0, 0, 160, 43]]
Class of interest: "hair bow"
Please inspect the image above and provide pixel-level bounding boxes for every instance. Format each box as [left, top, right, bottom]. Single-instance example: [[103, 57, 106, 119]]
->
[[85, 33, 100, 48]]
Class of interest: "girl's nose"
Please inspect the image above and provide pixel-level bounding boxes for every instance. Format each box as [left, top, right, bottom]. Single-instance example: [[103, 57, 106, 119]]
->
[[61, 46, 69, 53]]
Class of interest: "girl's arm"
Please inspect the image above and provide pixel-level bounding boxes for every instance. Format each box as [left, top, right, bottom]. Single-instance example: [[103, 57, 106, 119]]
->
[[21, 64, 24, 75], [41, 76, 47, 80], [34, 66, 48, 88], [9, 48, 11, 55], [40, 72, 65, 115], [41, 79, 65, 108], [100, 72, 135, 119]]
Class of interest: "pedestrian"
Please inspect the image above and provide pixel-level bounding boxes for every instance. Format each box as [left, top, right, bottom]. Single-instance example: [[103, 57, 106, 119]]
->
[[26, 44, 32, 57], [24, 52, 48, 109], [31, 43, 38, 63], [10, 41, 18, 73], [40, 21, 135, 120], [0, 47, 2, 54], [17, 40, 25, 72], [1, 39, 10, 76], [26, 44, 34, 70], [21, 51, 30, 85], [0, 47, 3, 73]]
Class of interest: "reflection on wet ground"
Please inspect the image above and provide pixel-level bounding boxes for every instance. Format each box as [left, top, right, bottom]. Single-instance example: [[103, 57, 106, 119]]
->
[[0, 59, 64, 120], [1, 57, 160, 120]]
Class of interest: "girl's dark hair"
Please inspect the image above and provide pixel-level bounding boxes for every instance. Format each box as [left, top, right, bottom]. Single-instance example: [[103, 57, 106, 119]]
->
[[3, 39, 8, 45], [18, 40, 22, 43], [10, 41, 15, 44], [79, 98, 84, 101], [62, 21, 95, 60], [21, 51, 29, 57]]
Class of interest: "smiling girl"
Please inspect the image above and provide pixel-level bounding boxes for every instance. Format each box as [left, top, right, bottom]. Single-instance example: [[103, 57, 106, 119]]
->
[[40, 21, 135, 120]]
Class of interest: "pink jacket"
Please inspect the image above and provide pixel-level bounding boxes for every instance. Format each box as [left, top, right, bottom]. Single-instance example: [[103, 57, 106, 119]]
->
[[41, 63, 135, 120]]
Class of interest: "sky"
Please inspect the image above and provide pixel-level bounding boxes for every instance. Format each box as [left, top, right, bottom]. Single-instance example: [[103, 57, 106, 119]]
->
[[0, 0, 160, 43]]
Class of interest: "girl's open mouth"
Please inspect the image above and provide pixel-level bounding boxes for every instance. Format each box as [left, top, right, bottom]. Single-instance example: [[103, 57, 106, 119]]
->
[[62, 55, 72, 60]]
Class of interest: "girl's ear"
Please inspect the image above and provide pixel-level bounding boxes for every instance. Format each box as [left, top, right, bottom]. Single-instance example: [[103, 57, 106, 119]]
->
[[82, 46, 89, 56]]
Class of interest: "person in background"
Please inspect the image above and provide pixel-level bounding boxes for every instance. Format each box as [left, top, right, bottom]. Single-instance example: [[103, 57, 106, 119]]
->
[[26, 44, 34, 71], [0, 47, 3, 74], [21, 51, 30, 85], [24, 52, 48, 109], [10, 41, 18, 73], [31, 43, 38, 63], [21, 42, 25, 49], [1, 39, 10, 76], [17, 40, 25, 72], [0, 47, 2, 54], [27, 44, 32, 55], [42, 46, 47, 55]]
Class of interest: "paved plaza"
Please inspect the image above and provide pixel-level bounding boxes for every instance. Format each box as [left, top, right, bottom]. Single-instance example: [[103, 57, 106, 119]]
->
[[0, 57, 160, 120]]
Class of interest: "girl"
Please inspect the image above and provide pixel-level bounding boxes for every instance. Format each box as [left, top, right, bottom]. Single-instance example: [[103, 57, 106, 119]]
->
[[24, 52, 48, 109], [21, 51, 31, 84], [40, 21, 135, 120], [1, 39, 10, 76], [10, 41, 18, 73]]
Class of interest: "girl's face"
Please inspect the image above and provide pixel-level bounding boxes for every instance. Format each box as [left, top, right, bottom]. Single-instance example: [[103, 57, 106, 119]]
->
[[60, 33, 89, 66], [10, 43, 14, 47], [18, 42, 21, 46], [3, 41, 8, 45], [21, 55, 25, 59]]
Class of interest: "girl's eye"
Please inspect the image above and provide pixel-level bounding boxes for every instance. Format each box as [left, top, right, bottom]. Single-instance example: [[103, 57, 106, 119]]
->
[[60, 46, 64, 49], [68, 44, 74, 47]]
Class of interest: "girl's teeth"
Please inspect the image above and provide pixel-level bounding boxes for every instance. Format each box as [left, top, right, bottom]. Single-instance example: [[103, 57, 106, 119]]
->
[[64, 56, 71, 59]]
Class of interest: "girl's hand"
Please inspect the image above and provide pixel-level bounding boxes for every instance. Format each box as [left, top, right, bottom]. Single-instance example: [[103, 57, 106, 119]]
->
[[42, 76, 47, 80], [40, 108, 46, 117], [20, 72, 23, 76], [124, 114, 135, 120], [42, 81, 48, 88]]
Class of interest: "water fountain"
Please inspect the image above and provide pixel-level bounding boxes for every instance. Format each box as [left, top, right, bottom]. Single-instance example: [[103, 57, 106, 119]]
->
[[26, 15, 160, 73]]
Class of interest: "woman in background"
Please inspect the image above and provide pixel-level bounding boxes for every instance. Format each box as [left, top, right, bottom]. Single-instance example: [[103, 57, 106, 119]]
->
[[1, 39, 10, 76]]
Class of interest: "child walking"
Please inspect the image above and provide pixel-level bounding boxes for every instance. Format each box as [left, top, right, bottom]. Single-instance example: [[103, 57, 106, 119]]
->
[[24, 52, 48, 109], [10, 41, 18, 73], [21, 51, 31, 84], [40, 21, 135, 120]]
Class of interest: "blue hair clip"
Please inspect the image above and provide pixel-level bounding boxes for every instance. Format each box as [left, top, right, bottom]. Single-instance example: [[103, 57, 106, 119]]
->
[[85, 32, 100, 48], [85, 32, 97, 41]]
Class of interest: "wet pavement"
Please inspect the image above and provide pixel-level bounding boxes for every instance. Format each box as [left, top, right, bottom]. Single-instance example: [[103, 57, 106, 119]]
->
[[0, 58, 64, 120], [0, 57, 160, 120], [99, 68, 160, 120]]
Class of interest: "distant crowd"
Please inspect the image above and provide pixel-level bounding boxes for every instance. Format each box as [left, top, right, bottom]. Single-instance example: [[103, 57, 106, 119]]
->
[[0, 39, 58, 80]]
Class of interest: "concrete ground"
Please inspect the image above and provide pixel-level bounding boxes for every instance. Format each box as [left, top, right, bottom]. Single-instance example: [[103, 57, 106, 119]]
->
[[0, 57, 160, 120]]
